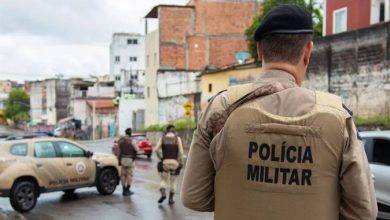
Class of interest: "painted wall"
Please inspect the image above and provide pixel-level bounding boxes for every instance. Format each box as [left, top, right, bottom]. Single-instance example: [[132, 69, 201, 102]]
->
[[109, 33, 145, 92], [325, 0, 372, 36], [144, 30, 160, 126], [200, 65, 261, 109]]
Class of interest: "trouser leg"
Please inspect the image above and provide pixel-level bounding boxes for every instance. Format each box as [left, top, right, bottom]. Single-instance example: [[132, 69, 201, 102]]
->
[[158, 172, 169, 203], [169, 173, 178, 193]]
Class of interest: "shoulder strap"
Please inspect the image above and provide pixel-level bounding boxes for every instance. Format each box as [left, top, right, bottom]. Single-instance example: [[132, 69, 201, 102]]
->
[[315, 91, 343, 112], [226, 83, 254, 106]]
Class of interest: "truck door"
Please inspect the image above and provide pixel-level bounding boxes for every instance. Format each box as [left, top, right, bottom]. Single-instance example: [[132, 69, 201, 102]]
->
[[55, 141, 96, 187], [33, 141, 68, 190]]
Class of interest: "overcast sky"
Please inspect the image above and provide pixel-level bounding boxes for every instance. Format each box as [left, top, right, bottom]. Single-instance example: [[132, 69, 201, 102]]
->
[[0, 0, 188, 82]]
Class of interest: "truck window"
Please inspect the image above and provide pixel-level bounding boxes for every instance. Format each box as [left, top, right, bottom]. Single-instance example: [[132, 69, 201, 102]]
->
[[57, 142, 85, 158], [34, 141, 57, 158], [10, 143, 28, 156], [373, 138, 390, 165]]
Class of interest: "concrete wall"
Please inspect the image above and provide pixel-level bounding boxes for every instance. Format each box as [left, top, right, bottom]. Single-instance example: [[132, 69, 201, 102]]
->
[[145, 30, 160, 126], [156, 70, 200, 122], [306, 22, 390, 117], [118, 98, 145, 134], [157, 70, 200, 98]]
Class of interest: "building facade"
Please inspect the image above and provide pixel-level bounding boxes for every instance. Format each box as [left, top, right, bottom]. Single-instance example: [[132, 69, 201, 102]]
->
[[0, 80, 14, 110], [144, 0, 261, 126], [29, 79, 70, 125], [109, 33, 145, 97], [324, 0, 390, 35], [200, 62, 261, 109]]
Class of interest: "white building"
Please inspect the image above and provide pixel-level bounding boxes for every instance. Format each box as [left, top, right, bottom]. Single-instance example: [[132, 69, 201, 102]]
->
[[29, 79, 69, 125], [109, 33, 145, 97]]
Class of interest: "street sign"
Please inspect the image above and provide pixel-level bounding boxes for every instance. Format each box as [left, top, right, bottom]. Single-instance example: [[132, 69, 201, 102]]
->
[[183, 101, 193, 117]]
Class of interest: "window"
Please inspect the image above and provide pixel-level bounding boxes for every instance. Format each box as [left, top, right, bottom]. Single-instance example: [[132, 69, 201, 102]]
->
[[129, 57, 137, 62], [10, 143, 28, 156], [333, 7, 347, 34], [208, 83, 212, 92], [115, 56, 120, 63], [127, 39, 138, 44], [147, 87, 150, 98], [154, 53, 157, 65], [380, 2, 385, 22], [115, 75, 121, 81], [372, 138, 390, 165], [34, 141, 57, 158], [57, 142, 85, 157], [146, 55, 150, 67]]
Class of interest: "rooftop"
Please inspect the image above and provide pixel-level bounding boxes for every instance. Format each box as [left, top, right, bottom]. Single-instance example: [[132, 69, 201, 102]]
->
[[144, 4, 195, 18], [201, 61, 261, 76], [87, 99, 115, 109]]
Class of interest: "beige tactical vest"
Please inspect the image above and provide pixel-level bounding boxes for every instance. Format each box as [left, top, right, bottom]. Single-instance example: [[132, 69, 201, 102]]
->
[[214, 84, 346, 220]]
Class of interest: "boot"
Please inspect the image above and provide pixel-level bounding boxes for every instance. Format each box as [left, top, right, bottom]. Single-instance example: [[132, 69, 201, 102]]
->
[[122, 185, 127, 196], [127, 186, 134, 195], [168, 192, 175, 205], [158, 188, 166, 203]]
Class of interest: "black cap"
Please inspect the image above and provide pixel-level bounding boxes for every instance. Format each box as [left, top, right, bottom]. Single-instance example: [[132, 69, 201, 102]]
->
[[254, 4, 313, 42]]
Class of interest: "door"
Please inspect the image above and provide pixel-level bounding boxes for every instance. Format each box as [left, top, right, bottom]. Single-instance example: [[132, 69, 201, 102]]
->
[[369, 138, 390, 208], [56, 141, 96, 187], [33, 141, 68, 190]]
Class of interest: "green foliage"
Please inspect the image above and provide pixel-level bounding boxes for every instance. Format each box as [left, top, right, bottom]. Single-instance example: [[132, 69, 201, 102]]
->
[[143, 118, 196, 132], [354, 116, 390, 129], [245, 0, 323, 61], [4, 89, 30, 123]]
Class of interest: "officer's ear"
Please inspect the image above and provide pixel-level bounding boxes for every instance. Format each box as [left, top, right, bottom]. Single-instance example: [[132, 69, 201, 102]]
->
[[256, 43, 263, 62], [303, 41, 313, 66]]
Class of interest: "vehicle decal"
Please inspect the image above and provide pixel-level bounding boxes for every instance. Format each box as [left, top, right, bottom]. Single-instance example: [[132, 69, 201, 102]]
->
[[76, 161, 86, 175]]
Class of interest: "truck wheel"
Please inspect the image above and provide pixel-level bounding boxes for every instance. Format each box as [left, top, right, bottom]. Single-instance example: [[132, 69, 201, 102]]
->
[[147, 154, 152, 159], [96, 168, 118, 195], [10, 181, 38, 212]]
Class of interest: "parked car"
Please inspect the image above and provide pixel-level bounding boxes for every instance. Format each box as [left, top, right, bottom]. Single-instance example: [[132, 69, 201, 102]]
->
[[112, 134, 153, 159], [0, 137, 120, 212], [360, 131, 390, 219], [132, 134, 153, 159]]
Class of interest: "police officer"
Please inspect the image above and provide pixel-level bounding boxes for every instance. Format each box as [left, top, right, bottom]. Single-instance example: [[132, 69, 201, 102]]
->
[[117, 128, 138, 196], [155, 125, 184, 204], [181, 5, 377, 220]]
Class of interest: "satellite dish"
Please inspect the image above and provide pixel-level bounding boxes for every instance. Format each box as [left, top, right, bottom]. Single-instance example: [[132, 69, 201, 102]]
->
[[235, 52, 250, 64]]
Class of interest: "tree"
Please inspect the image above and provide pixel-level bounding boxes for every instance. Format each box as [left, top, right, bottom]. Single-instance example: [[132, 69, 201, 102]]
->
[[4, 89, 30, 124], [245, 0, 323, 61]]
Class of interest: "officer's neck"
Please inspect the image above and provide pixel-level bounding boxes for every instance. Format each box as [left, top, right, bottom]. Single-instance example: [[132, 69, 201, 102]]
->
[[262, 62, 303, 86]]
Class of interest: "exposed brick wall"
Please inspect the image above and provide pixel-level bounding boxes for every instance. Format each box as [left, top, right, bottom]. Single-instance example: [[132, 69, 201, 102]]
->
[[159, 7, 194, 44], [160, 44, 186, 69], [202, 1, 256, 34], [209, 37, 248, 68], [306, 22, 390, 117], [187, 35, 207, 69], [158, 0, 260, 70]]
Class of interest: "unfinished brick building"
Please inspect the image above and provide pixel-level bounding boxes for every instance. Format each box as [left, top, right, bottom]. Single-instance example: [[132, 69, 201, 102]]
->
[[144, 0, 261, 125]]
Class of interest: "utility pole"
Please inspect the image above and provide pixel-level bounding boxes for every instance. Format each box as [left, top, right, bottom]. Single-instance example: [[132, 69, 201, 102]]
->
[[92, 101, 96, 140]]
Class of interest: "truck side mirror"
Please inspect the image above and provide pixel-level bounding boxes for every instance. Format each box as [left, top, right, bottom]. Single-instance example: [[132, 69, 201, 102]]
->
[[86, 150, 93, 157]]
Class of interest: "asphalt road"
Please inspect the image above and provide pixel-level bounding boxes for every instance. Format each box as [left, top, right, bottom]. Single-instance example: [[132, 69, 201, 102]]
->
[[0, 138, 213, 220]]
